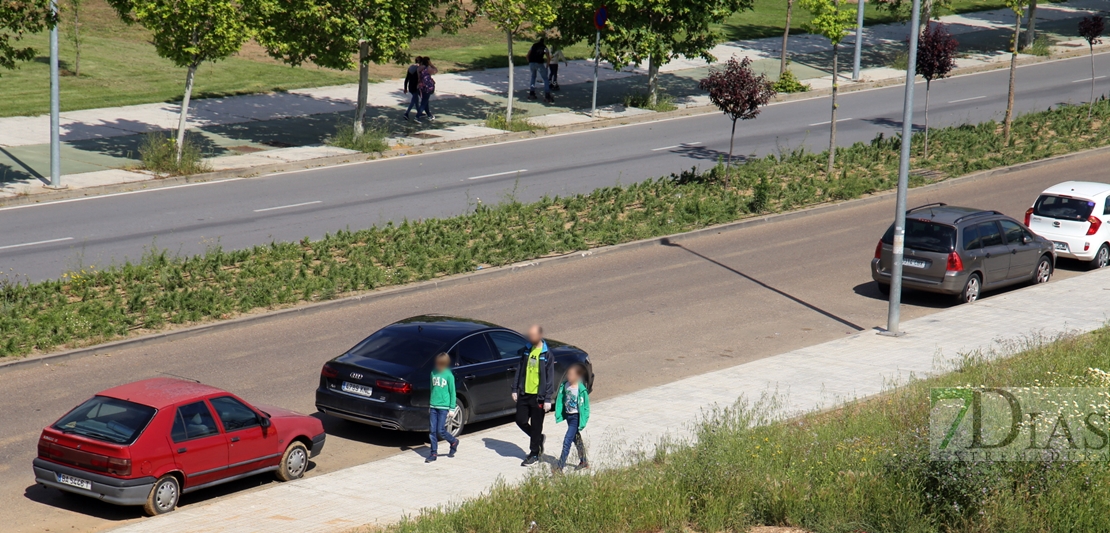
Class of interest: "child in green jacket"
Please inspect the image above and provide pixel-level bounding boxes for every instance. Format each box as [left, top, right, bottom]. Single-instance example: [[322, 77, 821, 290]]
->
[[553, 363, 590, 472], [427, 352, 458, 463]]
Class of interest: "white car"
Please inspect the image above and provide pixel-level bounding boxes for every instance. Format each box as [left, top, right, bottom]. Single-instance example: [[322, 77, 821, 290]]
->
[[1026, 181, 1110, 269]]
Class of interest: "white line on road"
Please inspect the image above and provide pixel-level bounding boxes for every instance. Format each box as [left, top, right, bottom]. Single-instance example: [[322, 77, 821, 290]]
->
[[466, 169, 527, 180], [808, 118, 853, 127], [0, 178, 244, 213], [651, 142, 702, 151], [253, 200, 322, 212], [948, 95, 986, 103], [0, 237, 73, 251], [1072, 75, 1107, 83]]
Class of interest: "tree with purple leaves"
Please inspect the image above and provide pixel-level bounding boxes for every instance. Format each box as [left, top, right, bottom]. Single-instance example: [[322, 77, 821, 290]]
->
[[916, 23, 958, 158], [1079, 15, 1105, 119], [699, 56, 776, 176]]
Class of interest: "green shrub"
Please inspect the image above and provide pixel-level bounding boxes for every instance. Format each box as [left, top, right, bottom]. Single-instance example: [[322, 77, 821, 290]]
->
[[889, 50, 909, 71], [623, 91, 678, 112], [138, 132, 210, 175], [484, 112, 540, 132], [326, 119, 390, 153], [1027, 34, 1053, 57], [771, 68, 810, 93]]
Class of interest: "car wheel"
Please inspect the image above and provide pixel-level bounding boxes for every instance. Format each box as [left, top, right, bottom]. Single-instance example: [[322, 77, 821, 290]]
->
[[876, 283, 890, 296], [1090, 244, 1110, 270], [143, 475, 180, 516], [446, 401, 468, 438], [275, 441, 308, 482], [958, 274, 981, 304], [1033, 256, 1053, 284]]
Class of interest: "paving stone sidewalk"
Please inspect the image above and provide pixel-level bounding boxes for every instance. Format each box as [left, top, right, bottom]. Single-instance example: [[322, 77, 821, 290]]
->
[[107, 262, 1110, 533]]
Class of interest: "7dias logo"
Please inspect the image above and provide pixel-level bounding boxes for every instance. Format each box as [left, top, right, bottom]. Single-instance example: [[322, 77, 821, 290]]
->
[[929, 387, 1110, 461]]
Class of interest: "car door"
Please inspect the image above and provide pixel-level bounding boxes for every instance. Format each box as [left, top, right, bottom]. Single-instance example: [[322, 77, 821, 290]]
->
[[487, 330, 531, 411], [449, 334, 504, 415], [972, 221, 1010, 287], [169, 400, 229, 487], [1001, 219, 1039, 281], [209, 395, 278, 476]]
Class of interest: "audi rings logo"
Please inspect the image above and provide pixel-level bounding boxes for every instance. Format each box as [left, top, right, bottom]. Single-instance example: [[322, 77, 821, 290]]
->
[[349, 372, 363, 380]]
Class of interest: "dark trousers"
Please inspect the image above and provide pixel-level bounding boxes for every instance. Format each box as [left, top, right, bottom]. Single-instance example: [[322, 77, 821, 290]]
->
[[417, 92, 432, 117], [515, 394, 545, 456], [405, 92, 420, 115], [557, 413, 586, 468], [549, 64, 560, 88], [428, 408, 457, 455]]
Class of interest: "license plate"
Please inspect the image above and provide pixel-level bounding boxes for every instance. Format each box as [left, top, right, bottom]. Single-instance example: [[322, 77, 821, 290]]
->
[[903, 258, 928, 268], [1054, 242, 1069, 251], [57, 473, 92, 491], [341, 382, 373, 398]]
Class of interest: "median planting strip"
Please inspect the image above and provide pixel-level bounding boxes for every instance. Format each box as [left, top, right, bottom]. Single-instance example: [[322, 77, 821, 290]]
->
[[5, 100, 1110, 359]]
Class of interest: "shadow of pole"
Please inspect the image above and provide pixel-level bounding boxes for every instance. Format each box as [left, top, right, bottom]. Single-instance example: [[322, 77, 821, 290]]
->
[[0, 147, 48, 184]]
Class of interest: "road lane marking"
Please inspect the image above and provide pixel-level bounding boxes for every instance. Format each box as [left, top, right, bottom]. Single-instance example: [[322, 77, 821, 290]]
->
[[1072, 75, 1107, 83], [466, 169, 527, 180], [651, 142, 702, 151], [0, 237, 73, 250], [948, 95, 986, 103], [808, 118, 853, 126], [0, 178, 243, 213], [253, 200, 322, 212]]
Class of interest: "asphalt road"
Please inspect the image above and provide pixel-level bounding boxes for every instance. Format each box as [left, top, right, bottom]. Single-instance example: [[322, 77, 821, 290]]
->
[[2, 150, 1107, 532], [3, 53, 1110, 282]]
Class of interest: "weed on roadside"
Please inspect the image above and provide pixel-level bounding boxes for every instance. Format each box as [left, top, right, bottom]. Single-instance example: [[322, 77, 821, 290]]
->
[[326, 119, 391, 153], [623, 91, 678, 112], [484, 112, 541, 132], [771, 68, 810, 93], [138, 132, 210, 176]]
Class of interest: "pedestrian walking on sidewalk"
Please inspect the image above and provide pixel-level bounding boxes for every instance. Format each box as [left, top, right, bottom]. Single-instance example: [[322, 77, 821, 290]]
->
[[548, 49, 567, 91], [527, 38, 554, 104], [416, 57, 438, 122], [512, 324, 555, 466], [402, 57, 424, 122], [552, 362, 589, 473], [426, 352, 459, 463]]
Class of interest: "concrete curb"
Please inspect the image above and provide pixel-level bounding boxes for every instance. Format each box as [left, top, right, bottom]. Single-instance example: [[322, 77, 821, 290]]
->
[[4, 142, 1109, 373], [3, 48, 1107, 209]]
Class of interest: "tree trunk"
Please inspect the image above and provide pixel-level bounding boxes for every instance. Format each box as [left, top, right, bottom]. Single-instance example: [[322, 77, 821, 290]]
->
[[175, 64, 197, 164], [1090, 44, 1097, 120], [1024, 0, 1038, 49], [354, 40, 370, 136], [727, 118, 737, 170], [1003, 12, 1020, 144], [920, 0, 933, 35], [827, 41, 838, 174], [780, 0, 794, 75], [923, 80, 931, 159], [73, 5, 80, 77], [647, 55, 659, 107], [506, 31, 515, 124]]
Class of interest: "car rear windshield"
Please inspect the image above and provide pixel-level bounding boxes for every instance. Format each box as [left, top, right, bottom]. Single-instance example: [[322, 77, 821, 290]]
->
[[882, 219, 956, 253], [53, 396, 156, 445], [343, 329, 446, 367], [1033, 195, 1095, 221]]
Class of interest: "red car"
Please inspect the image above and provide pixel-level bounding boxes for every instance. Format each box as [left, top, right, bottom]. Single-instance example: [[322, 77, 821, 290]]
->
[[33, 378, 326, 515]]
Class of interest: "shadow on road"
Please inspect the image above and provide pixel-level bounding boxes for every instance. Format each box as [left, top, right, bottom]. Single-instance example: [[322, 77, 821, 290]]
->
[[483, 438, 527, 459]]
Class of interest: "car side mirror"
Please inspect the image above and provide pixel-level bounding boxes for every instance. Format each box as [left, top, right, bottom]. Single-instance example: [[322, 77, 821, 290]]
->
[[1023, 235, 1033, 244], [259, 416, 271, 429]]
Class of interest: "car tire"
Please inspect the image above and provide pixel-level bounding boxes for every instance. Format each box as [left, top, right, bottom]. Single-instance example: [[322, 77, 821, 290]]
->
[[275, 441, 308, 482], [958, 274, 981, 304], [876, 283, 890, 296], [445, 401, 468, 438], [1090, 244, 1110, 270], [1032, 256, 1053, 285], [142, 474, 180, 516]]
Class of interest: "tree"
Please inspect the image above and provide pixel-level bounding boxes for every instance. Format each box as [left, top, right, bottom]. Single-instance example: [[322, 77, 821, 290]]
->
[[249, 0, 456, 135], [699, 56, 776, 174], [874, 0, 951, 35], [480, 0, 556, 124], [1, 0, 56, 74], [1079, 15, 1104, 119], [108, 0, 250, 162], [916, 22, 957, 158], [1001, 0, 1028, 145], [65, 0, 81, 76], [780, 0, 794, 75], [1023, 0, 1037, 49], [800, 0, 854, 173]]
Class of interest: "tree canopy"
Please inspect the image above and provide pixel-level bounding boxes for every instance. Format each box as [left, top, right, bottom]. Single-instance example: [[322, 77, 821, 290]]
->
[[1, 0, 57, 74]]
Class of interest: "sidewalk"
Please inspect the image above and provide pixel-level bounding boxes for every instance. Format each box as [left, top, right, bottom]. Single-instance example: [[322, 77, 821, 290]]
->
[[1, 0, 1105, 200], [108, 264, 1110, 533]]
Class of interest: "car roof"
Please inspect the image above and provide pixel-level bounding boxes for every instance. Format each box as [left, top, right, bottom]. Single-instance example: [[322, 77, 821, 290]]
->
[[905, 204, 1000, 225], [384, 315, 505, 343], [1041, 181, 1110, 199], [98, 378, 227, 409]]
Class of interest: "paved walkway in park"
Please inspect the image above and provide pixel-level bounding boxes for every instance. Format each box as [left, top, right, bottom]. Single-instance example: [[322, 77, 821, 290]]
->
[[1, 0, 1105, 199], [109, 261, 1110, 533]]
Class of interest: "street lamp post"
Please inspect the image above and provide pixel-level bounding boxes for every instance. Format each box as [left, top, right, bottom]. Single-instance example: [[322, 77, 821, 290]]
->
[[884, 0, 922, 336], [852, 0, 865, 81], [49, 0, 62, 189]]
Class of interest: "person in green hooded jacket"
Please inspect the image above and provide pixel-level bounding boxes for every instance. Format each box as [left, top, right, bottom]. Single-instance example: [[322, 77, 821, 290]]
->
[[426, 352, 458, 463], [553, 362, 590, 472]]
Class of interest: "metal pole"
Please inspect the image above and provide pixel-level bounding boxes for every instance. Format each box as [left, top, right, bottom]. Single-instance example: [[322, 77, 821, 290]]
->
[[885, 0, 921, 336], [852, 0, 865, 81], [49, 0, 62, 188], [591, 30, 600, 117]]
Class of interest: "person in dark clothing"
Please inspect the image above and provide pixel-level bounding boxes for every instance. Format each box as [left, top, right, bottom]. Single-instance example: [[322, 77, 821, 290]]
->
[[511, 324, 556, 466], [526, 38, 553, 104], [402, 57, 424, 122]]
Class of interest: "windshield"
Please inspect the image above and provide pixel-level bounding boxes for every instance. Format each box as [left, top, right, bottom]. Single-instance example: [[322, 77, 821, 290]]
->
[[343, 328, 445, 367], [1033, 195, 1095, 221], [882, 219, 956, 253], [53, 396, 156, 445]]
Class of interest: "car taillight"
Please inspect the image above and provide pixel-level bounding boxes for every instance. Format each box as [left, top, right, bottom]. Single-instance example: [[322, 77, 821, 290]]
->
[[1024, 207, 1034, 226], [375, 380, 412, 394], [874, 240, 883, 260], [946, 251, 964, 272], [321, 364, 338, 379], [106, 457, 131, 476], [1087, 216, 1102, 236]]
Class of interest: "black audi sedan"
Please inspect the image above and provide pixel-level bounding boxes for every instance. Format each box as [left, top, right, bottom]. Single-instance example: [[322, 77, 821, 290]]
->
[[315, 316, 593, 436]]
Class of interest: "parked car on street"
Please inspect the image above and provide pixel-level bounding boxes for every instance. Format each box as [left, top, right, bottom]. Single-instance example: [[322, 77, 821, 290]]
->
[[872, 203, 1055, 303], [316, 315, 593, 437], [1024, 181, 1110, 269], [34, 378, 325, 516]]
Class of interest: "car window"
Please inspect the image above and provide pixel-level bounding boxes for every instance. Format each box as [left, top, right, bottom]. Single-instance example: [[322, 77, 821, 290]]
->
[[488, 331, 529, 359], [342, 329, 445, 367], [1033, 195, 1095, 221], [1104, 196, 1110, 216], [962, 224, 981, 251], [53, 396, 156, 445], [171, 401, 221, 442], [209, 396, 260, 432], [977, 222, 1003, 247], [882, 220, 956, 253], [1000, 220, 1025, 245], [451, 334, 498, 365]]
